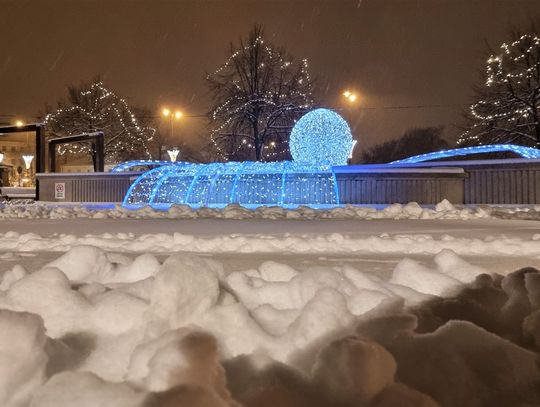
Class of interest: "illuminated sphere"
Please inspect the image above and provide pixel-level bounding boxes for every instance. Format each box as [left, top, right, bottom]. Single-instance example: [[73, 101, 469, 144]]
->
[[289, 108, 353, 165]]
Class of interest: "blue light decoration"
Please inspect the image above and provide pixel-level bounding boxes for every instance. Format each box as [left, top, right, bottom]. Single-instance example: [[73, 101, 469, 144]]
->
[[111, 160, 177, 172], [290, 108, 354, 165], [122, 161, 339, 209], [122, 108, 353, 209], [390, 144, 540, 164]]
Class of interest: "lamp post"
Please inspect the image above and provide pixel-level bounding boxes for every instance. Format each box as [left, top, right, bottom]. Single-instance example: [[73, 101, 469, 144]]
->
[[162, 108, 183, 139], [22, 154, 34, 187], [167, 148, 180, 162], [342, 90, 359, 165], [161, 108, 183, 160]]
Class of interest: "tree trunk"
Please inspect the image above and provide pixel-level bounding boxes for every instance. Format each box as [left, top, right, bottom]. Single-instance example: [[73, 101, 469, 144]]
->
[[535, 113, 540, 146], [253, 121, 261, 161]]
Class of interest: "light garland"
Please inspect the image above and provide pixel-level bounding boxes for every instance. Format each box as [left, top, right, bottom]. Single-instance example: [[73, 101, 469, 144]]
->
[[122, 108, 352, 209], [110, 160, 178, 173], [289, 108, 353, 165], [207, 35, 314, 161], [458, 34, 540, 147], [44, 82, 155, 162], [390, 144, 540, 164], [123, 161, 339, 209]]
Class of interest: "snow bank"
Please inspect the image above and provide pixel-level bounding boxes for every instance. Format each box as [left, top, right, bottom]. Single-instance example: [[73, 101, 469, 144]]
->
[[0, 199, 495, 221], [2, 230, 540, 257], [0, 310, 48, 407], [0, 247, 539, 406]]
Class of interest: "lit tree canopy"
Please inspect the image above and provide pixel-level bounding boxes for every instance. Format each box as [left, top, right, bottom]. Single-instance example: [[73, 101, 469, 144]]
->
[[459, 33, 540, 147], [45, 81, 155, 163], [206, 25, 315, 162]]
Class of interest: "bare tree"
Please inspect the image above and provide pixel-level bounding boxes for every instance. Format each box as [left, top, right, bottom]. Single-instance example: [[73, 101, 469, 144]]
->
[[206, 25, 315, 162], [362, 127, 448, 164], [459, 28, 540, 147], [44, 78, 155, 163]]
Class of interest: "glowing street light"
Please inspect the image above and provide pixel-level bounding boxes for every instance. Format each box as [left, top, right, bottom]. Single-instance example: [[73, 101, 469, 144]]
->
[[160, 107, 184, 160], [15, 120, 24, 127], [22, 154, 34, 170], [342, 90, 358, 103], [161, 107, 183, 138], [167, 148, 180, 162]]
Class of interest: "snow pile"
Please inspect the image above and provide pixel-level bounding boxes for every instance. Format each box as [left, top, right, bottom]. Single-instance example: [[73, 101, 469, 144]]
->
[[0, 247, 539, 406], [0, 199, 495, 221], [2, 229, 540, 257]]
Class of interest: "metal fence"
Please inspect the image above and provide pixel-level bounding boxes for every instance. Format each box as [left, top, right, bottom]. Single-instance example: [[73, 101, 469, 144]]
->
[[36, 159, 540, 205], [463, 166, 540, 204], [37, 172, 141, 203], [335, 171, 465, 205]]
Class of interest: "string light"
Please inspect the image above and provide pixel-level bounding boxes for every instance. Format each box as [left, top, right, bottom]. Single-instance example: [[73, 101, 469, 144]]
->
[[110, 160, 177, 173], [123, 161, 339, 209], [458, 34, 540, 147], [44, 82, 155, 162], [391, 144, 540, 164], [207, 35, 314, 161], [290, 108, 353, 165], [122, 109, 351, 209]]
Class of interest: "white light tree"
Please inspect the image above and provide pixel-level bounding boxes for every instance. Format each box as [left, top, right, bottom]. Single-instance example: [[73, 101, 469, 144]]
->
[[45, 80, 155, 164], [207, 25, 315, 162], [459, 33, 540, 147]]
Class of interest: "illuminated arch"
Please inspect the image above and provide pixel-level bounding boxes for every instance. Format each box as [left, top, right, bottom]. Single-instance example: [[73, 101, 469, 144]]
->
[[390, 144, 540, 164], [122, 161, 339, 209]]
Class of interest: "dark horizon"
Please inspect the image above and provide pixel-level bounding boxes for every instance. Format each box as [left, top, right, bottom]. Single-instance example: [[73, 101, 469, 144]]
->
[[1, 0, 540, 158]]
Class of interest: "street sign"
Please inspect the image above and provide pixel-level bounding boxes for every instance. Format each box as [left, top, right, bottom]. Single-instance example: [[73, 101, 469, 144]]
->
[[54, 183, 65, 200]]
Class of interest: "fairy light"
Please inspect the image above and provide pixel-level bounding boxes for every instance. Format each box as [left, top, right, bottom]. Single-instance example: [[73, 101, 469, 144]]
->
[[44, 82, 155, 162], [391, 144, 540, 164], [207, 35, 314, 161], [110, 160, 176, 172], [458, 34, 540, 147], [289, 108, 353, 166], [122, 109, 351, 209], [123, 161, 339, 209]]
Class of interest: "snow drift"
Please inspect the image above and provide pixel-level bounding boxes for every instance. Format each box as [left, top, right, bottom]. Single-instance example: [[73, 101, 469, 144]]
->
[[0, 200, 498, 221], [0, 246, 539, 406]]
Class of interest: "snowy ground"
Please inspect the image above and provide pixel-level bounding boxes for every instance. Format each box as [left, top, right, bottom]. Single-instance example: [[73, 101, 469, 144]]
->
[[0, 202, 540, 406]]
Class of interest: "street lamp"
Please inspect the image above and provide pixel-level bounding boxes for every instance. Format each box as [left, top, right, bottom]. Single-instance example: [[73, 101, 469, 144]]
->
[[22, 155, 34, 170], [15, 120, 24, 127], [342, 90, 358, 104], [167, 148, 180, 162], [161, 107, 183, 138], [161, 107, 183, 160]]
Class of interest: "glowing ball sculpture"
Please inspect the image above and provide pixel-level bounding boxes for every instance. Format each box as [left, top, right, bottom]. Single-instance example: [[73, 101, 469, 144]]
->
[[122, 108, 357, 209], [290, 108, 354, 166]]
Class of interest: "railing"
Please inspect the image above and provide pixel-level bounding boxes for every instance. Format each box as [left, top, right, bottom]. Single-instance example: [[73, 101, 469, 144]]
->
[[36, 159, 540, 205]]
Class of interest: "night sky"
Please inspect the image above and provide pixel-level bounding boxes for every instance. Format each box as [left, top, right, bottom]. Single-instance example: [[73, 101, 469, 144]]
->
[[1, 0, 539, 156]]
